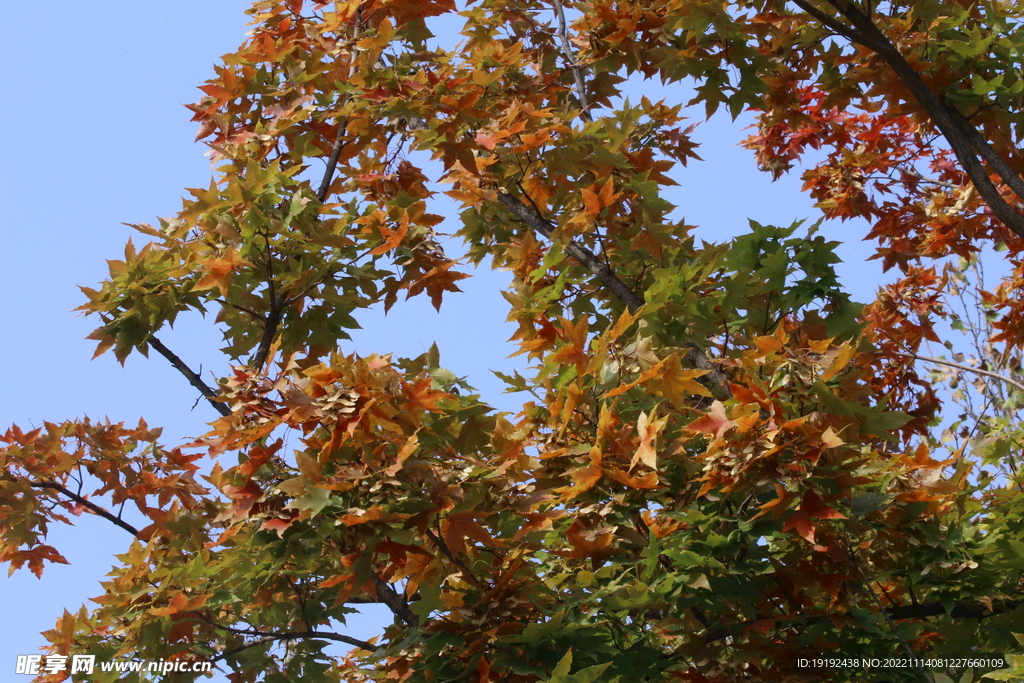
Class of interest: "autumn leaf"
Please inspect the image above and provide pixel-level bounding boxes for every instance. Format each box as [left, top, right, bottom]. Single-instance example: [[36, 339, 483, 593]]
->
[[630, 410, 665, 470], [442, 511, 501, 555], [685, 401, 733, 438], [193, 248, 253, 295], [782, 490, 846, 544], [405, 260, 471, 311]]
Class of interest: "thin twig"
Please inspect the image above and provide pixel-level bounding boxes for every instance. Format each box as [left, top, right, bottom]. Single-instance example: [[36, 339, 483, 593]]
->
[[208, 630, 377, 663], [195, 612, 379, 661], [842, 530, 936, 683], [424, 528, 484, 590], [149, 337, 230, 417], [31, 481, 141, 537], [495, 191, 729, 388], [897, 352, 1024, 394], [902, 170, 961, 191]]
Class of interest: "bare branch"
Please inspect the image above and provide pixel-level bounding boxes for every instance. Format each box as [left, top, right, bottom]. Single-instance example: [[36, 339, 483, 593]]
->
[[149, 337, 230, 417], [31, 481, 141, 537], [371, 572, 420, 627], [552, 0, 591, 121], [897, 352, 1024, 394]]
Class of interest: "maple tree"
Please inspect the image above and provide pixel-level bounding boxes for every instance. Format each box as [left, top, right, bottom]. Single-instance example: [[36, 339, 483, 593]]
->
[[5, 0, 1024, 681]]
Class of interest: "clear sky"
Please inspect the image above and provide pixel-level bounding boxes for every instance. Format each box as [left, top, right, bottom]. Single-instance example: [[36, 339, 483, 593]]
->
[[0, 1, 885, 679]]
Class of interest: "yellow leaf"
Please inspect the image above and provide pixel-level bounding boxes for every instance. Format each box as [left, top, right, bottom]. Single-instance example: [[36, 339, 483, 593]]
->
[[606, 307, 642, 342], [649, 354, 712, 400], [149, 592, 189, 617], [602, 356, 668, 398], [819, 341, 857, 382]]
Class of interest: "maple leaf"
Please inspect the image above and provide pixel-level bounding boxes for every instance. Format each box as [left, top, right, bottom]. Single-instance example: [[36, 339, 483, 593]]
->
[[685, 401, 733, 438], [6, 546, 69, 579], [782, 490, 846, 544], [513, 510, 565, 540], [403, 377, 450, 413], [405, 261, 471, 311], [193, 248, 253, 295], [442, 511, 501, 556], [630, 410, 665, 470], [565, 519, 617, 563], [550, 315, 591, 372]]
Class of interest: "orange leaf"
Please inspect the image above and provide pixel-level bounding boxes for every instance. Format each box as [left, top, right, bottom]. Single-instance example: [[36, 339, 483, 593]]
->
[[443, 511, 501, 555], [606, 307, 641, 342], [476, 131, 497, 150], [339, 504, 408, 526], [406, 261, 470, 311], [819, 341, 856, 382], [604, 467, 659, 489], [369, 213, 410, 255], [630, 410, 665, 470], [782, 490, 845, 543], [149, 592, 189, 617], [513, 510, 564, 540], [685, 401, 733, 438], [565, 520, 616, 561], [603, 356, 669, 398], [751, 483, 792, 520]]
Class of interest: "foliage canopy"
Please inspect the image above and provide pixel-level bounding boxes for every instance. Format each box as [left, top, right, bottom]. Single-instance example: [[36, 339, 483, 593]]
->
[[5, 0, 1024, 681]]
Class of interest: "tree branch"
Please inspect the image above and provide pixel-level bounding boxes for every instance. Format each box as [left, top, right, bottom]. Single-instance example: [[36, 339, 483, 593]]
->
[[251, 298, 283, 371], [31, 481, 141, 537], [495, 191, 729, 387], [897, 352, 1024, 394], [317, 117, 350, 203], [797, 0, 1024, 237], [496, 191, 644, 311], [701, 597, 1023, 644], [149, 337, 230, 418], [208, 630, 377, 663], [424, 527, 484, 590], [788, 0, 881, 49], [552, 0, 592, 121], [196, 612, 379, 662], [371, 571, 420, 627]]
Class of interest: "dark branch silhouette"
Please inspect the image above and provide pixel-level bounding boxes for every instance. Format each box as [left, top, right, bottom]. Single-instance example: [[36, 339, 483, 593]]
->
[[790, 0, 1024, 237], [149, 336, 229, 417], [32, 481, 141, 537]]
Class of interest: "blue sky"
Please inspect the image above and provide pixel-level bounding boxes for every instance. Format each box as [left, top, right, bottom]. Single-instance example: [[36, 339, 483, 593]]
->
[[0, 1, 886, 679]]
